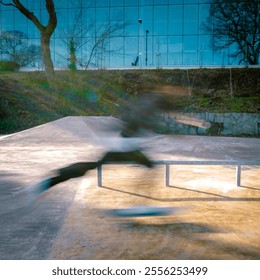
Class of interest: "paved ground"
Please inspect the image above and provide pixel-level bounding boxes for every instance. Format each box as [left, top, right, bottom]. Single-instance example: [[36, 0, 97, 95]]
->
[[0, 116, 259, 259]]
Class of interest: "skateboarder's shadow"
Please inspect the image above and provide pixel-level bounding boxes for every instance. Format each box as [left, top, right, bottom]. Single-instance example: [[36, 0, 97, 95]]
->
[[119, 221, 219, 234]]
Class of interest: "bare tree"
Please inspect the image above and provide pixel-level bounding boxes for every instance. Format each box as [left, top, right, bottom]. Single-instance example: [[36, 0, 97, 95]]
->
[[84, 18, 129, 69], [0, 0, 57, 78], [59, 8, 89, 70], [18, 44, 42, 67], [0, 30, 41, 67], [59, 7, 130, 69], [203, 0, 260, 65], [0, 30, 26, 62]]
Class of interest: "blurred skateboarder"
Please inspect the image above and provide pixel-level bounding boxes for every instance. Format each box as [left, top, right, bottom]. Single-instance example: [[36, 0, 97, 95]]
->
[[29, 90, 210, 198], [29, 92, 171, 197]]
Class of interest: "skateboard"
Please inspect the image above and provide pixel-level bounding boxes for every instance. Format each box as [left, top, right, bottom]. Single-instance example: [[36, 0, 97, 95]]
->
[[106, 205, 188, 217]]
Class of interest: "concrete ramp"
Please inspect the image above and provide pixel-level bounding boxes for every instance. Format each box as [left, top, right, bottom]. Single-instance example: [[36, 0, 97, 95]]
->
[[0, 116, 119, 259], [0, 116, 259, 259]]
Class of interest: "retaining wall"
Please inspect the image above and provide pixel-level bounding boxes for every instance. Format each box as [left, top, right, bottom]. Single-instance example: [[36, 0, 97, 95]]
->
[[161, 112, 260, 136]]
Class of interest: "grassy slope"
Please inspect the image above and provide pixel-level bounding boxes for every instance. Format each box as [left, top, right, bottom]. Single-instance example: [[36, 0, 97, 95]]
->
[[0, 68, 259, 134]]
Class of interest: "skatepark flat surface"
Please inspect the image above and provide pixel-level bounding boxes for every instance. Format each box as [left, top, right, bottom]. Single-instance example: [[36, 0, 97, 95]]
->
[[0, 116, 259, 259]]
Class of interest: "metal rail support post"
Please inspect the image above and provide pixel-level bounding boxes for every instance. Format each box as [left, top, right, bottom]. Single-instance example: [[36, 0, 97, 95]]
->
[[166, 163, 170, 186], [236, 165, 241, 187], [98, 163, 102, 187]]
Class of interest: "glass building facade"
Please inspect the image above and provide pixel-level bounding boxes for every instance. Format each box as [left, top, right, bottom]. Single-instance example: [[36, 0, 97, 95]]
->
[[0, 0, 258, 69]]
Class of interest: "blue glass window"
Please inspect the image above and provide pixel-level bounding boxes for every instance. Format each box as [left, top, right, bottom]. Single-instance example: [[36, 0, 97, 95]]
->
[[184, 5, 198, 35], [96, 7, 110, 23], [168, 5, 183, 35], [110, 7, 124, 22], [110, 0, 124, 7], [82, 0, 96, 7], [154, 36, 168, 66], [169, 0, 183, 4], [54, 0, 67, 9], [199, 4, 210, 34], [125, 7, 139, 36], [139, 0, 154, 5], [183, 35, 197, 51], [184, 0, 198, 3], [154, 0, 168, 5], [96, 0, 109, 7], [28, 25, 39, 39], [0, 0, 248, 68], [110, 36, 124, 66], [2, 10, 14, 29], [154, 6, 168, 36], [124, 36, 139, 66], [124, 0, 139, 6], [14, 10, 27, 27], [139, 6, 153, 34], [183, 35, 197, 65]]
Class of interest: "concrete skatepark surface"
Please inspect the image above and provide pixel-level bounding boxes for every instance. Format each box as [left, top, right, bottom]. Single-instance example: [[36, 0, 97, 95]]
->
[[0, 116, 259, 259]]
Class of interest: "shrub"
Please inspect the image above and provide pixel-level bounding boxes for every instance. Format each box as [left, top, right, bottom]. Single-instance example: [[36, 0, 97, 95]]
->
[[0, 61, 20, 71]]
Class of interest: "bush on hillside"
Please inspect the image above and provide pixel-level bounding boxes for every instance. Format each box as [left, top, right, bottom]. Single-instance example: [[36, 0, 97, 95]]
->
[[0, 61, 20, 71]]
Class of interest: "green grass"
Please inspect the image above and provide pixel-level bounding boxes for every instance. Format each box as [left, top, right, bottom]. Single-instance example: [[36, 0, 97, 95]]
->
[[190, 95, 260, 113]]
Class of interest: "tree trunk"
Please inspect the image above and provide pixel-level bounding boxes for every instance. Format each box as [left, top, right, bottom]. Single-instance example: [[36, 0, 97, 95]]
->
[[41, 33, 55, 80], [0, 0, 58, 82]]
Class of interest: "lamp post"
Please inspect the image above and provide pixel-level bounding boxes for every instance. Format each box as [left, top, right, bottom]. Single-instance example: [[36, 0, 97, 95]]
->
[[138, 19, 142, 66], [145, 29, 149, 66]]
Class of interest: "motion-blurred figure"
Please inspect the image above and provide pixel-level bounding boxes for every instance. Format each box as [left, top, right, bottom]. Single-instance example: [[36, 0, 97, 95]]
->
[[30, 90, 210, 199], [31, 92, 171, 197], [120, 91, 175, 137]]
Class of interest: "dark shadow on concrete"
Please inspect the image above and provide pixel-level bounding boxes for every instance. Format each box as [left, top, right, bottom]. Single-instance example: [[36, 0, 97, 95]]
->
[[0, 176, 79, 260], [167, 185, 229, 198], [117, 221, 260, 259], [0, 172, 25, 197], [238, 185, 260, 191], [193, 236, 260, 260], [101, 185, 260, 202], [0, 174, 31, 215], [119, 222, 220, 234]]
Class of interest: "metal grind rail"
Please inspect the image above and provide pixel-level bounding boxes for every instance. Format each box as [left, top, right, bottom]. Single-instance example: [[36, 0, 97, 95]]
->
[[97, 160, 260, 187]]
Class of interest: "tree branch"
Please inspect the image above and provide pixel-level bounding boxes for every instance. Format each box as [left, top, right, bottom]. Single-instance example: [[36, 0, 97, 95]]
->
[[0, 1, 15, 7], [204, 0, 260, 65], [11, 0, 44, 31], [45, 0, 57, 34]]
